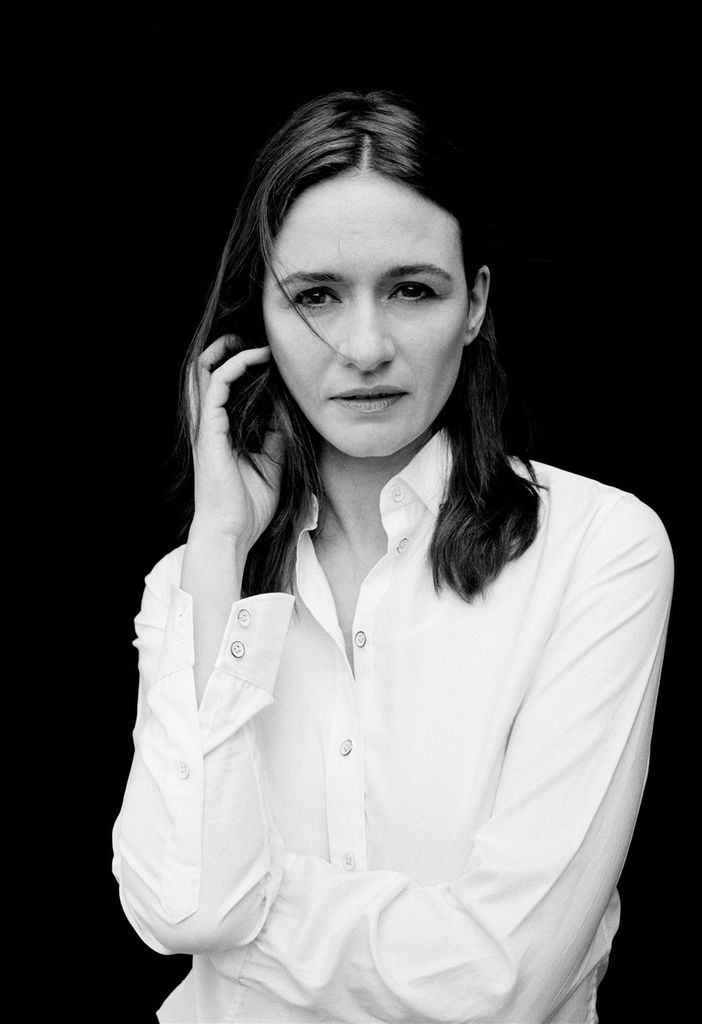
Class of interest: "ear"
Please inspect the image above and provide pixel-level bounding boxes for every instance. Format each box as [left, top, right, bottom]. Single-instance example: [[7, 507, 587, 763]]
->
[[462, 265, 491, 347]]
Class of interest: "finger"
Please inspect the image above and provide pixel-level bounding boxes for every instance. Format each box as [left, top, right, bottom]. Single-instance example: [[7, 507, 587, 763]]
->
[[205, 346, 272, 410], [187, 342, 247, 435], [198, 333, 243, 372], [210, 344, 272, 380], [186, 362, 200, 440]]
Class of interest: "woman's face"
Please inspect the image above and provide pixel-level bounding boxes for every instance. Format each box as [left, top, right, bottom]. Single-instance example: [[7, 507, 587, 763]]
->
[[262, 170, 489, 460]]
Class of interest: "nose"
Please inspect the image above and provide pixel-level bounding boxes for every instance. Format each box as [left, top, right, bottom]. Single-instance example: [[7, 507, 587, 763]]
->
[[334, 299, 396, 373]]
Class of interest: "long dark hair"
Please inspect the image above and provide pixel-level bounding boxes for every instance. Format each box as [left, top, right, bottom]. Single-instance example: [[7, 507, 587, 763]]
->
[[176, 89, 542, 601]]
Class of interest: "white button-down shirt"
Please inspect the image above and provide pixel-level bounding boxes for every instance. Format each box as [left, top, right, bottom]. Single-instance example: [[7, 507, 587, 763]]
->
[[112, 431, 674, 1023]]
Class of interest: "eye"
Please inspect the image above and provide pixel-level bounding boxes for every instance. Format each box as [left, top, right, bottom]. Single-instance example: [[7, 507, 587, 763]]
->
[[293, 287, 339, 308], [392, 282, 437, 301]]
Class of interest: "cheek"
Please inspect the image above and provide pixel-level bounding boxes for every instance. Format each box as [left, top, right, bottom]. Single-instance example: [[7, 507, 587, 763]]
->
[[264, 315, 319, 404], [411, 312, 467, 388], [264, 311, 298, 370]]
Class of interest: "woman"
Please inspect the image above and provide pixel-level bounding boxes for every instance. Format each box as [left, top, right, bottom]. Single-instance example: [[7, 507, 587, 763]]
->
[[112, 90, 674, 1023]]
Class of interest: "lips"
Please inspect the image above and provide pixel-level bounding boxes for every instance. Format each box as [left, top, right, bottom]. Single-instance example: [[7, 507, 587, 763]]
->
[[331, 390, 406, 414], [333, 386, 406, 399]]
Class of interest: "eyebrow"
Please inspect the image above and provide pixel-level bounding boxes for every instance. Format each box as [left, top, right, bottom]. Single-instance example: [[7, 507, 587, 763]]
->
[[278, 263, 454, 288]]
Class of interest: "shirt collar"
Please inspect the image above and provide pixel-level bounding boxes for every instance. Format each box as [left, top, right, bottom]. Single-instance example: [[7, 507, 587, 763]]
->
[[296, 429, 451, 539], [388, 428, 451, 516]]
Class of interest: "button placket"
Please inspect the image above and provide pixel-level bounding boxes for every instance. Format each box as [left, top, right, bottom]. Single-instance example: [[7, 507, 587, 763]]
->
[[328, 538, 398, 874], [325, 678, 366, 874]]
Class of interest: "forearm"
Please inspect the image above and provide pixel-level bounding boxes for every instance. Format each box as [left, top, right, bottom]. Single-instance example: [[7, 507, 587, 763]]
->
[[180, 519, 248, 706]]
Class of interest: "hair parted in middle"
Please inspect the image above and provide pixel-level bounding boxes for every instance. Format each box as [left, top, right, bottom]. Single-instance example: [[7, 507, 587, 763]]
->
[[176, 89, 542, 601]]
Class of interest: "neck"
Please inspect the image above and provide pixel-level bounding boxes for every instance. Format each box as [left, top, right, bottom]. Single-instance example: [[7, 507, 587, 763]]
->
[[314, 429, 432, 557]]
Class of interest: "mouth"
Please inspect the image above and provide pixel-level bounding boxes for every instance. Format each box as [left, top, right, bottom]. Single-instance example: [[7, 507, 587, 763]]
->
[[332, 386, 407, 399], [331, 387, 407, 414]]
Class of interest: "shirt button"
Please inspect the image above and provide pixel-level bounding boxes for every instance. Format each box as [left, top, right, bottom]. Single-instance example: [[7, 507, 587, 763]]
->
[[397, 537, 409, 552], [176, 761, 190, 780], [236, 608, 252, 627], [341, 852, 356, 871], [230, 640, 246, 659], [391, 486, 405, 502], [340, 739, 353, 756], [354, 630, 367, 648]]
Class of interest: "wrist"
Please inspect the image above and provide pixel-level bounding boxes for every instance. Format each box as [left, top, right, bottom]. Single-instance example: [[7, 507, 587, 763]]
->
[[187, 516, 251, 564], [184, 522, 249, 595]]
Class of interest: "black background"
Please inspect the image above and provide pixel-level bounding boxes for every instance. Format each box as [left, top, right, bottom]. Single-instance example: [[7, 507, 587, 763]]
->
[[13, 6, 690, 1022]]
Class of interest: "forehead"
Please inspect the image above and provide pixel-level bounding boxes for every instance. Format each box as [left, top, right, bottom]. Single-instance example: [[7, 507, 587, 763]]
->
[[270, 171, 463, 275]]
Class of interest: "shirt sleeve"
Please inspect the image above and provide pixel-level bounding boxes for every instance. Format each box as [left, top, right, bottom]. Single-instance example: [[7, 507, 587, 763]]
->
[[233, 494, 674, 1023], [111, 546, 296, 953]]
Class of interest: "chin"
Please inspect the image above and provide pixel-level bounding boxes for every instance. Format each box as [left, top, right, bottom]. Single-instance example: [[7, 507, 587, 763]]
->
[[321, 422, 430, 461], [335, 441, 404, 459]]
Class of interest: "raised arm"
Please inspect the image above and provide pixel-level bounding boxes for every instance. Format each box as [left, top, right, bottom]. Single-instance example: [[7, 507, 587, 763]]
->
[[179, 336, 283, 706], [113, 334, 292, 949]]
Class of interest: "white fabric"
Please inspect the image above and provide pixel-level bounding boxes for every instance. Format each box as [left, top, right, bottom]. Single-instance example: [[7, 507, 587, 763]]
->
[[112, 431, 673, 1023]]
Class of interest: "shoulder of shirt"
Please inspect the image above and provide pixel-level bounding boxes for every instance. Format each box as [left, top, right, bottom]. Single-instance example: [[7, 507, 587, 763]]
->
[[513, 456, 673, 573], [142, 543, 188, 605]]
